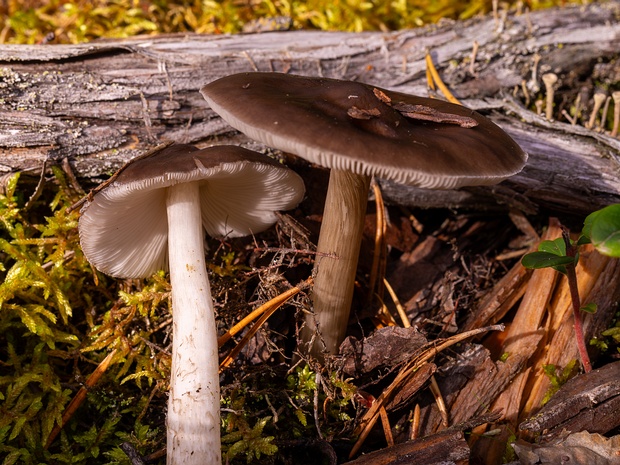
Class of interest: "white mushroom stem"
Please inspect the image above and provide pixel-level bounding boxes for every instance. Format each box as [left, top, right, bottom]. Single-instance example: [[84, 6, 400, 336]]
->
[[166, 182, 221, 465], [303, 169, 371, 357]]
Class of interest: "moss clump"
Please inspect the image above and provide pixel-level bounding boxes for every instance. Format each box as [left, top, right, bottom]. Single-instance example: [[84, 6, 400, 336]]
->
[[1, 0, 592, 44], [540, 360, 580, 406], [0, 169, 172, 464]]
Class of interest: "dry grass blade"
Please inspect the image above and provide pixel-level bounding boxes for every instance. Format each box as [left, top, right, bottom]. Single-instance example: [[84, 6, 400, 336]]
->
[[430, 375, 449, 428], [411, 404, 421, 440], [383, 277, 409, 328], [379, 406, 395, 447], [368, 180, 387, 305], [425, 55, 436, 93]]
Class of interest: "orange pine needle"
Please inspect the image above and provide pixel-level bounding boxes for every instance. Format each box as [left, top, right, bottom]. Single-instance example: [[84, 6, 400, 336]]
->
[[425, 53, 462, 105], [380, 406, 395, 446], [218, 280, 310, 347], [219, 279, 311, 370], [367, 180, 387, 305], [45, 349, 117, 449]]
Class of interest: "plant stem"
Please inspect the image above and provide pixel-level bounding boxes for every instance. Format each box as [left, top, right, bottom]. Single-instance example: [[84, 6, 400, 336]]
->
[[562, 228, 592, 373], [166, 182, 221, 465]]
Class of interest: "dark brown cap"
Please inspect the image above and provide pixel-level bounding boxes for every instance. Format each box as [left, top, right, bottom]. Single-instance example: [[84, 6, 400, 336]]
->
[[201, 72, 527, 189]]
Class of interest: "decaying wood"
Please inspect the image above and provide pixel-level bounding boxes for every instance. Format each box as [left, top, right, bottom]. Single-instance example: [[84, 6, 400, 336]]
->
[[500, 220, 561, 360], [479, 369, 532, 465], [1, 2, 619, 216], [519, 361, 620, 441], [354, 204, 619, 464], [409, 336, 527, 444], [344, 412, 501, 465], [513, 431, 620, 465], [388, 218, 504, 320], [521, 248, 619, 419], [450, 235, 620, 464], [350, 325, 504, 458], [465, 220, 561, 463], [343, 429, 470, 465]]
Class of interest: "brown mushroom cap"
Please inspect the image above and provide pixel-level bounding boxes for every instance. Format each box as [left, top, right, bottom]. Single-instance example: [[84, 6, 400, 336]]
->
[[79, 144, 305, 278], [201, 72, 527, 189]]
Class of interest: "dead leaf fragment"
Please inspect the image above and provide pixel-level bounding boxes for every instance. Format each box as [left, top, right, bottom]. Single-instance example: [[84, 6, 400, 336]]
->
[[513, 431, 620, 465], [340, 326, 428, 376]]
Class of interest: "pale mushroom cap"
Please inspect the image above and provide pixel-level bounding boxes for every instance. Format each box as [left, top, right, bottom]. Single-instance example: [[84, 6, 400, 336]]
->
[[201, 72, 528, 189], [79, 144, 305, 278]]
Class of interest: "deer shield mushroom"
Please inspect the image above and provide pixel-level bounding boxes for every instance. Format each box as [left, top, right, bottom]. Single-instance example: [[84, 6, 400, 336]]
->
[[78, 143, 305, 465], [201, 72, 527, 359]]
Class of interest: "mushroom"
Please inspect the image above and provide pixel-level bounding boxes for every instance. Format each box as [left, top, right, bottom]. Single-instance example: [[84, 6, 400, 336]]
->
[[78, 143, 305, 465], [200, 72, 528, 358]]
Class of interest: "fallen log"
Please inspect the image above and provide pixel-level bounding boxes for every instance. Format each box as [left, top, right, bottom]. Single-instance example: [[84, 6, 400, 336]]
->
[[0, 2, 619, 216]]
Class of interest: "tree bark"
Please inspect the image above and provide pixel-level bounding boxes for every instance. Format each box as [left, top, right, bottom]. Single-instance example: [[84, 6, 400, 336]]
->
[[1, 1, 619, 216]]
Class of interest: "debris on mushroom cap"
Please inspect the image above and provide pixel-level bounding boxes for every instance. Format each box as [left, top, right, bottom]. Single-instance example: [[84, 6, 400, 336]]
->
[[78, 144, 305, 279], [201, 72, 528, 189]]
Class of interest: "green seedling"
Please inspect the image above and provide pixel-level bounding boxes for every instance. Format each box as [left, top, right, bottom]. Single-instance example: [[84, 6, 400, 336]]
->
[[521, 204, 620, 373], [521, 229, 594, 372]]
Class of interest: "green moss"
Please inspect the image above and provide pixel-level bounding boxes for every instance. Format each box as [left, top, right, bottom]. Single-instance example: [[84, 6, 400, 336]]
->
[[0, 170, 171, 464], [222, 400, 278, 464], [0, 0, 592, 44], [540, 360, 579, 406]]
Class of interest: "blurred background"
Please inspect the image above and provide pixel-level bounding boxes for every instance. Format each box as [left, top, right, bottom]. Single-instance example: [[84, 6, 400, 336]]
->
[[1, 0, 591, 44]]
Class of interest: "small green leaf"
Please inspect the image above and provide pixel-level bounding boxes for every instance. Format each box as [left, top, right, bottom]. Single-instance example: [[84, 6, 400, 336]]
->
[[601, 326, 620, 342], [538, 237, 566, 256], [584, 204, 620, 257], [576, 234, 591, 246], [580, 302, 597, 314], [582, 209, 601, 241], [2, 449, 22, 465], [521, 252, 575, 271], [294, 408, 307, 426]]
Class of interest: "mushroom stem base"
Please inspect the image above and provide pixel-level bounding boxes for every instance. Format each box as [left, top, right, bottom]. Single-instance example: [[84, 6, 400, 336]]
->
[[304, 169, 371, 358], [166, 182, 221, 465]]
